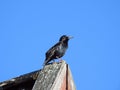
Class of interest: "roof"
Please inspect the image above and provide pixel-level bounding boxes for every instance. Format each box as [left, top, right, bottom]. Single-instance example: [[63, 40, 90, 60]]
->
[[0, 70, 40, 90], [0, 61, 76, 90]]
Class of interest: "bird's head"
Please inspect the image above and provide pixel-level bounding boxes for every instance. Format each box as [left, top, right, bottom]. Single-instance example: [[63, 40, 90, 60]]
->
[[59, 35, 73, 42]]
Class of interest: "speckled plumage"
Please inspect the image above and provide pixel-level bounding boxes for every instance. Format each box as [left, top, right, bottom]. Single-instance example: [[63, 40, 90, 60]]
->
[[43, 35, 72, 65]]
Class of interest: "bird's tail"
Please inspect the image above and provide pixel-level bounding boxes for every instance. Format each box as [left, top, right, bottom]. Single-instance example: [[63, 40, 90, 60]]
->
[[42, 59, 48, 66], [42, 61, 46, 66]]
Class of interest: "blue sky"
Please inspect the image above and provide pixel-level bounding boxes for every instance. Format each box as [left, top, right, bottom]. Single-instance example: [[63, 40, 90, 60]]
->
[[0, 0, 120, 90]]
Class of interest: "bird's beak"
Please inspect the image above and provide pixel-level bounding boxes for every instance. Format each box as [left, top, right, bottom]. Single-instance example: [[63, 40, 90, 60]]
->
[[68, 36, 73, 39]]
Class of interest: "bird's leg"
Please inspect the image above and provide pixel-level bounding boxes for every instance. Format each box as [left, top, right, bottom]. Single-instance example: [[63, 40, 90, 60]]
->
[[56, 56, 63, 63], [59, 58, 63, 62], [53, 59, 56, 64]]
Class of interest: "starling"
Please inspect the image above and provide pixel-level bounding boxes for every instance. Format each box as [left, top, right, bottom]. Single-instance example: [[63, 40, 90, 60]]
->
[[43, 35, 73, 65]]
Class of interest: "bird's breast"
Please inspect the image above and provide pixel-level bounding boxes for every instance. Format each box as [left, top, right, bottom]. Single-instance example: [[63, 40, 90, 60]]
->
[[56, 44, 68, 57]]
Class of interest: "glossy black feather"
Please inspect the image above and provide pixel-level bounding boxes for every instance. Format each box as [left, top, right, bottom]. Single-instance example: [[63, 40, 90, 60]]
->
[[43, 35, 72, 65]]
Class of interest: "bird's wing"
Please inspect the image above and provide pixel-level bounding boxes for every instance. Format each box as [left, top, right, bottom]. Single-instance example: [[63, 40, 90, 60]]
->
[[43, 42, 60, 65], [46, 42, 60, 58], [44, 42, 60, 63]]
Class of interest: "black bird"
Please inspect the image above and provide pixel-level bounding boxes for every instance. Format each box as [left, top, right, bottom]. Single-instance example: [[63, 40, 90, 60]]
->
[[43, 35, 72, 65]]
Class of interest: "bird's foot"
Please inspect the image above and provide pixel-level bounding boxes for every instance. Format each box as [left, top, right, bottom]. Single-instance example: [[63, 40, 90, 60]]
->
[[53, 62, 57, 64], [59, 59, 63, 63]]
